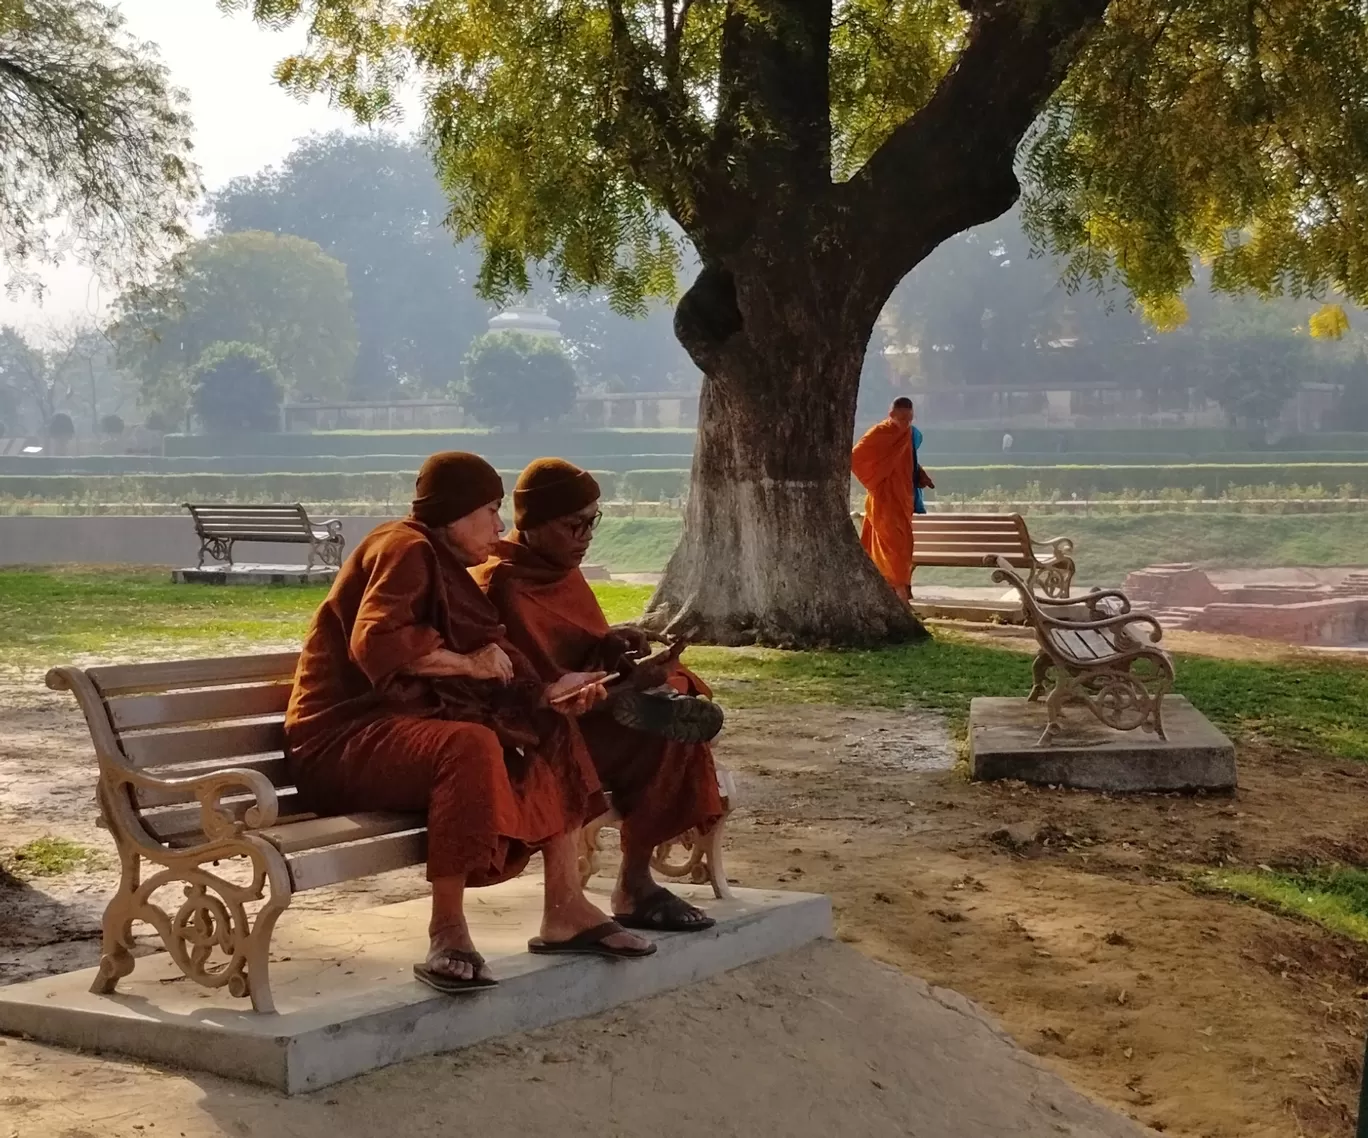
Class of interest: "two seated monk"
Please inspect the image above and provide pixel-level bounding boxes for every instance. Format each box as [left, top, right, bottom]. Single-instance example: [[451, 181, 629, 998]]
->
[[284, 451, 653, 994], [473, 458, 726, 932]]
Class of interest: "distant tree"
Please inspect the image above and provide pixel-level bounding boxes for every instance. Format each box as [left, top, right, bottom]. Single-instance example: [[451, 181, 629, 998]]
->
[[143, 409, 171, 433], [0, 0, 198, 296], [209, 133, 489, 397], [1336, 354, 1368, 431], [190, 342, 284, 433], [47, 412, 74, 440], [0, 326, 54, 428], [99, 413, 125, 435], [112, 231, 359, 422], [460, 332, 577, 432]]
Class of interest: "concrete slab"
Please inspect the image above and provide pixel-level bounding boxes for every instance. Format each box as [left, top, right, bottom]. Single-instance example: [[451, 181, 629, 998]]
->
[[0, 877, 830, 1094], [172, 563, 338, 586], [969, 695, 1237, 792]]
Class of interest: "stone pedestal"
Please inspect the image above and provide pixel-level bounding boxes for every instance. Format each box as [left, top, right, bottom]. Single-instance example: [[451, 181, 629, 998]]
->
[[0, 879, 830, 1094], [969, 695, 1236, 792]]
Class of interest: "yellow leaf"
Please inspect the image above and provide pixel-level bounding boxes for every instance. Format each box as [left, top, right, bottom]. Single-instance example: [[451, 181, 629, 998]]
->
[[1309, 304, 1351, 340], [1139, 295, 1189, 333]]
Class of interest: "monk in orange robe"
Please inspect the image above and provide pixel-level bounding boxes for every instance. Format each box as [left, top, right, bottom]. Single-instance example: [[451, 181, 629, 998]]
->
[[473, 458, 725, 933], [852, 397, 933, 602], [286, 451, 653, 994]]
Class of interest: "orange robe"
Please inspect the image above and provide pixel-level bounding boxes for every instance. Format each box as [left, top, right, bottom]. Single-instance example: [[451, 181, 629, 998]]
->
[[852, 418, 915, 589], [472, 536, 724, 856], [285, 519, 605, 885]]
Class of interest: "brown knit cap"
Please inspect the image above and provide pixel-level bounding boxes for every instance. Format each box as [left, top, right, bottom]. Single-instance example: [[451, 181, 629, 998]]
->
[[410, 451, 505, 527], [513, 458, 602, 530]]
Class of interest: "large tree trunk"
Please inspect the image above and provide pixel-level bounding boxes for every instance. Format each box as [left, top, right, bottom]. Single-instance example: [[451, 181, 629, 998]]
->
[[641, 266, 923, 648]]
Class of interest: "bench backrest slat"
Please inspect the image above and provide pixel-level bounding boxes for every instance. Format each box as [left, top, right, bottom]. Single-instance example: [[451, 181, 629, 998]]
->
[[120, 720, 285, 769], [108, 682, 293, 731], [88, 653, 300, 697]]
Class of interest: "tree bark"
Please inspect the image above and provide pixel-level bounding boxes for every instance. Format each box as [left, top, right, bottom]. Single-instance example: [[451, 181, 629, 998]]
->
[[642, 263, 924, 648]]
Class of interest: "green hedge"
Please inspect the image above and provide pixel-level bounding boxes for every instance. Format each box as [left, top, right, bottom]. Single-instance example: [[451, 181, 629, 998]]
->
[[0, 452, 695, 476], [4, 461, 1368, 506], [160, 426, 1368, 463], [0, 469, 690, 505], [163, 429, 698, 460], [920, 463, 1368, 499]]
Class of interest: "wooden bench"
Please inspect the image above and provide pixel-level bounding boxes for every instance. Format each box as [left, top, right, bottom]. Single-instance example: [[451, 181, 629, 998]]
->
[[990, 558, 1175, 745], [48, 651, 733, 1014], [183, 503, 345, 570], [912, 513, 1076, 597]]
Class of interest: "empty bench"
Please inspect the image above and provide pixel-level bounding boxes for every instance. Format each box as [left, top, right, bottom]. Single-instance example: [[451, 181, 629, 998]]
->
[[183, 503, 345, 570], [991, 558, 1174, 744], [912, 513, 1076, 597], [48, 652, 733, 1014]]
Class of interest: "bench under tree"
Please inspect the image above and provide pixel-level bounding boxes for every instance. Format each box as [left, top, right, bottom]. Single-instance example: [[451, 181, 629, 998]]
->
[[990, 558, 1175, 745], [47, 651, 733, 1014], [183, 503, 345, 571]]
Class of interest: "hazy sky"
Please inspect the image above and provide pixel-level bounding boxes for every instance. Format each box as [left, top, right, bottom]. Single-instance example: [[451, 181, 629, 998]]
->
[[3, 0, 408, 335]]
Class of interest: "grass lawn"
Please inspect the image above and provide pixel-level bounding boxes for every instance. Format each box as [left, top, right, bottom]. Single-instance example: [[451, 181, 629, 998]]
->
[[4, 568, 1366, 761], [594, 512, 1368, 580], [1198, 866, 1368, 942]]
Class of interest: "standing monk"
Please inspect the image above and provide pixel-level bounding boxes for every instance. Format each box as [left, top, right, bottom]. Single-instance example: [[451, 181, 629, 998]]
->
[[285, 452, 653, 995], [473, 458, 725, 933], [852, 397, 934, 602]]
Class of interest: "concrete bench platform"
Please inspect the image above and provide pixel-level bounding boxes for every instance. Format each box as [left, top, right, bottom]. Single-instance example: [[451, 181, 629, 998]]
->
[[0, 878, 831, 1094]]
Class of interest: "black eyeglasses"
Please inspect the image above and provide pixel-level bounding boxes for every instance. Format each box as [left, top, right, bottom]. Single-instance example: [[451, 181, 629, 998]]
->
[[563, 511, 602, 540]]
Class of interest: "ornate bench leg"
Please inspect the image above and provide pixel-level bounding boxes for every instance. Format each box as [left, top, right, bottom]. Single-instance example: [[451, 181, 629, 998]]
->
[[90, 842, 141, 996], [578, 811, 615, 889], [700, 819, 733, 901], [1038, 675, 1071, 746], [1028, 652, 1052, 702]]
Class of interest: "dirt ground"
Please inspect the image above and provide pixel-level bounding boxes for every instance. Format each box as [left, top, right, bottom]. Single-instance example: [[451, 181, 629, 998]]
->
[[4, 634, 1368, 1138]]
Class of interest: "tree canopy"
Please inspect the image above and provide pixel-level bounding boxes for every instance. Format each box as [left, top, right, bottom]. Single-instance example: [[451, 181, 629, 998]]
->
[[209, 132, 489, 397], [112, 230, 360, 421], [230, 0, 1368, 319], [0, 0, 198, 295]]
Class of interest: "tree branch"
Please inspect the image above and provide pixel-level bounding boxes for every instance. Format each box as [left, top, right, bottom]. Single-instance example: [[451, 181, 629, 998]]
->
[[602, 0, 724, 233], [843, 0, 1110, 290]]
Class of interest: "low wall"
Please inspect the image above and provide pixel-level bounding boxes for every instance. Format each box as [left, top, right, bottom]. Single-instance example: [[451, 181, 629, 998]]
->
[[0, 515, 399, 567], [1191, 598, 1368, 645]]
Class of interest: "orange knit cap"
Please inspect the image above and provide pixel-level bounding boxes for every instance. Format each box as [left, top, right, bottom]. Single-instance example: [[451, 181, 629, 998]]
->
[[513, 458, 602, 530], [410, 451, 505, 527]]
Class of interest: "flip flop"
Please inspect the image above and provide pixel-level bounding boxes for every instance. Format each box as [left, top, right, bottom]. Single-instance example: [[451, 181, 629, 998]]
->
[[413, 948, 498, 994], [615, 887, 716, 933], [527, 920, 658, 959]]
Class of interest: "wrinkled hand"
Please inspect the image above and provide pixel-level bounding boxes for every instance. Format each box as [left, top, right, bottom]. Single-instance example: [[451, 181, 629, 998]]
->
[[465, 643, 515, 683], [545, 671, 611, 715], [409, 644, 514, 683]]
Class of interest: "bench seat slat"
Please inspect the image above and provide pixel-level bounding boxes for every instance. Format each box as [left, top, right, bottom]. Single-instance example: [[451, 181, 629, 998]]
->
[[122, 719, 285, 768], [109, 683, 293, 731], [285, 829, 428, 892], [260, 811, 424, 855], [89, 653, 300, 697]]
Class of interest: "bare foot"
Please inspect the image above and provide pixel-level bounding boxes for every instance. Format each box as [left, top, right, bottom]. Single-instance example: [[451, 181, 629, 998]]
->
[[541, 897, 651, 954], [427, 921, 495, 984]]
